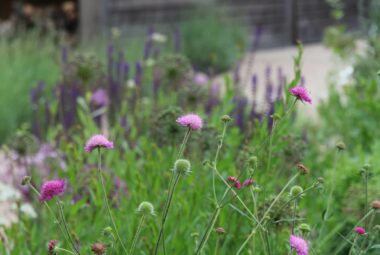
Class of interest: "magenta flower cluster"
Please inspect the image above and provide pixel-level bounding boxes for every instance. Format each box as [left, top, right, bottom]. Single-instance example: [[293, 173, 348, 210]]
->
[[227, 176, 255, 190], [176, 114, 203, 130], [39, 179, 66, 202], [289, 235, 309, 255], [354, 226, 366, 235], [289, 86, 312, 104], [84, 134, 114, 152]]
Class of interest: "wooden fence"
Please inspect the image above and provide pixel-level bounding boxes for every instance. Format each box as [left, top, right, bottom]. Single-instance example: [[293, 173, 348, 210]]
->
[[80, 0, 360, 47]]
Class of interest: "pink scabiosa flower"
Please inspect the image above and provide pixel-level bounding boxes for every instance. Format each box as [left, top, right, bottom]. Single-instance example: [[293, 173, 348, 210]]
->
[[176, 114, 203, 130], [227, 176, 238, 183], [40, 179, 66, 202], [84, 134, 114, 152], [48, 240, 58, 255], [193, 72, 209, 86], [289, 235, 309, 255], [234, 180, 242, 189], [354, 226, 366, 235], [289, 86, 312, 104], [91, 88, 109, 107], [243, 179, 255, 187]]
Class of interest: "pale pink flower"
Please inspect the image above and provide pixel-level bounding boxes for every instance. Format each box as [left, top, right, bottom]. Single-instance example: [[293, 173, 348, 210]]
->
[[91, 89, 109, 107], [193, 72, 209, 86], [243, 179, 255, 186], [84, 134, 114, 152], [289, 86, 312, 104], [354, 226, 366, 235], [289, 235, 309, 255], [176, 114, 203, 130], [40, 179, 66, 202]]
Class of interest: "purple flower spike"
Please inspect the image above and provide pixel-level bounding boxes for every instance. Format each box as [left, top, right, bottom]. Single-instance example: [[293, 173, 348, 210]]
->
[[40, 179, 66, 202], [289, 86, 312, 104], [85, 134, 114, 152], [289, 235, 309, 255], [176, 114, 203, 130]]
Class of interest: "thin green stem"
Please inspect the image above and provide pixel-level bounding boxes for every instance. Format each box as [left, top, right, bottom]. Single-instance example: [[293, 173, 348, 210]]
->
[[212, 123, 228, 206], [129, 215, 145, 255], [348, 236, 358, 255], [161, 128, 192, 254], [57, 200, 80, 255], [97, 148, 128, 254], [28, 183, 77, 255], [292, 199, 297, 234], [154, 173, 181, 255], [333, 209, 374, 255], [236, 173, 299, 254], [195, 207, 221, 255], [56, 248, 76, 255], [214, 237, 220, 255], [364, 171, 369, 229]]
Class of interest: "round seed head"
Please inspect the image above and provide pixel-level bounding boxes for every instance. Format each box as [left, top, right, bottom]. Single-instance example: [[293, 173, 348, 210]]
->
[[174, 159, 191, 175], [221, 115, 232, 123], [290, 185, 304, 198], [137, 201, 155, 216], [91, 242, 106, 255], [298, 223, 311, 233], [336, 141, 346, 151]]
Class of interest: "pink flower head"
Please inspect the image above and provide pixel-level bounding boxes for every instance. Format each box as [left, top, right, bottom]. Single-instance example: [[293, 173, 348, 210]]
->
[[48, 240, 58, 255], [354, 226, 366, 235], [289, 235, 309, 255], [84, 134, 114, 152], [91, 88, 109, 107], [234, 180, 242, 189], [289, 86, 312, 104], [227, 176, 238, 183], [176, 114, 203, 130], [243, 179, 255, 187], [40, 179, 66, 202], [193, 72, 209, 86]]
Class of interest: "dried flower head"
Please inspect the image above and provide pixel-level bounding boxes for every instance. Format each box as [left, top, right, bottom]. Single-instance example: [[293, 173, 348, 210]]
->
[[137, 201, 155, 216], [372, 200, 380, 210], [40, 179, 66, 202], [336, 141, 346, 151], [290, 235, 309, 255], [176, 114, 203, 130], [297, 163, 309, 175], [289, 86, 312, 104], [84, 134, 114, 152], [354, 226, 366, 235], [48, 240, 58, 255], [215, 227, 226, 235], [174, 159, 191, 175], [91, 242, 107, 255]]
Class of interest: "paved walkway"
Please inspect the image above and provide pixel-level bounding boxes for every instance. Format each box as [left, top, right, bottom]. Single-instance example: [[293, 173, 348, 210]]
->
[[238, 42, 360, 119]]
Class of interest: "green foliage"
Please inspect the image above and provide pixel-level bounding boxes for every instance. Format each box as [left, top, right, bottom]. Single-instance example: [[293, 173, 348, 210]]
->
[[181, 9, 247, 73]]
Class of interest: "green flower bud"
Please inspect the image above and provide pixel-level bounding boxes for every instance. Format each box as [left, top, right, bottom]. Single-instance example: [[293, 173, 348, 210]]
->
[[221, 115, 232, 123], [137, 201, 155, 216], [21, 176, 31, 186], [298, 223, 311, 233], [290, 185, 304, 198], [174, 159, 191, 175], [336, 141, 346, 151]]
